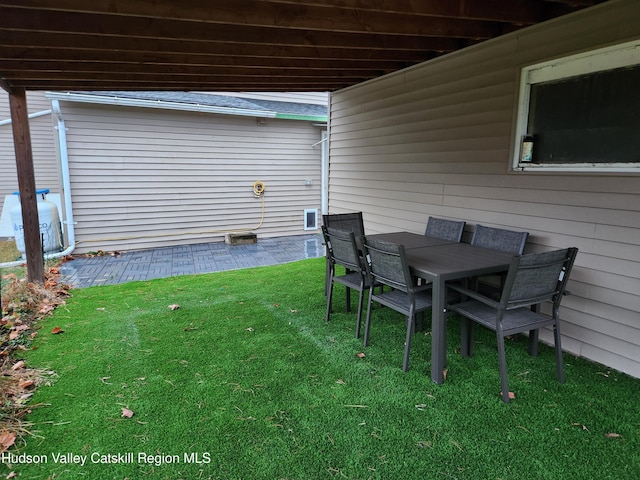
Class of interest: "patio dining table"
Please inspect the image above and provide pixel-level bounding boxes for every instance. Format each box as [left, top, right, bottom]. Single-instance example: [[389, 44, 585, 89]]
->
[[367, 232, 514, 384]]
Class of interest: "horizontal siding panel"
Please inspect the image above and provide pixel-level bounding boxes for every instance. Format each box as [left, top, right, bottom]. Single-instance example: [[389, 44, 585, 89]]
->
[[561, 314, 640, 362], [445, 195, 640, 229], [330, 169, 640, 195], [444, 185, 640, 212], [539, 327, 640, 378]]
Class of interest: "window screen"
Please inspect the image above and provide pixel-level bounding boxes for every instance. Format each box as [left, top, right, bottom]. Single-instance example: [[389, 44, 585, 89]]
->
[[528, 65, 640, 164]]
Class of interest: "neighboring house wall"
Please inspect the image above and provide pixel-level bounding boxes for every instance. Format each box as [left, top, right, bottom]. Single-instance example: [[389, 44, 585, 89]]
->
[[58, 101, 323, 253], [0, 91, 61, 227], [328, 0, 640, 378]]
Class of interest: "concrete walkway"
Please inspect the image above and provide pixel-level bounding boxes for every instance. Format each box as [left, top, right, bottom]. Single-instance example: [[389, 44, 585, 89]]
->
[[58, 234, 324, 288]]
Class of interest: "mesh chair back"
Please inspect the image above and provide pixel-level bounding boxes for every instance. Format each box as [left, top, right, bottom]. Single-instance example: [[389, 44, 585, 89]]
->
[[323, 226, 362, 272], [502, 247, 578, 309], [363, 237, 412, 292], [425, 217, 465, 242], [323, 212, 365, 236], [471, 224, 528, 254]]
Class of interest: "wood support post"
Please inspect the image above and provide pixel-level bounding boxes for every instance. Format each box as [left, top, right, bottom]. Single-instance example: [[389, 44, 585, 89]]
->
[[9, 88, 44, 284]]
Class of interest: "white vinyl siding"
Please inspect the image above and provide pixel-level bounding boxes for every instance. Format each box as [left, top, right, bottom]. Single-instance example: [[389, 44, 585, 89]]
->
[[328, 0, 640, 378], [59, 102, 322, 253], [0, 92, 60, 223]]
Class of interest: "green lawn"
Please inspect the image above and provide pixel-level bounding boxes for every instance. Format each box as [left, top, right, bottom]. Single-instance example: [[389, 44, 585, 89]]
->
[[0, 239, 21, 264], [6, 258, 639, 479]]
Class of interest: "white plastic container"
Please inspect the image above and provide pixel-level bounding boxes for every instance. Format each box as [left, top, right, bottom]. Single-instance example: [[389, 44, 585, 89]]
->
[[10, 189, 63, 258]]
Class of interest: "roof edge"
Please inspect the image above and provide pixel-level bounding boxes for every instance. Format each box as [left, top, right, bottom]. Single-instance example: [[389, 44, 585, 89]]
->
[[44, 91, 278, 118]]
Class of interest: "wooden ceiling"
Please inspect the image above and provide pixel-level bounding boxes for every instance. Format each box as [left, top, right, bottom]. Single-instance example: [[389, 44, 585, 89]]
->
[[0, 0, 608, 93]]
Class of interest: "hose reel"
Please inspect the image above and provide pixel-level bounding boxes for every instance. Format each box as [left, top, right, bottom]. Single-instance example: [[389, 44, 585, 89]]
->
[[253, 180, 265, 197]]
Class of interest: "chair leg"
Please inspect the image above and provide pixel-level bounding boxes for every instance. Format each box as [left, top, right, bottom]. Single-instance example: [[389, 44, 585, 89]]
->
[[528, 304, 541, 356], [497, 332, 511, 403], [402, 315, 414, 372], [461, 318, 474, 357], [528, 329, 539, 356], [553, 322, 565, 383], [363, 294, 374, 347], [324, 258, 330, 296], [355, 288, 365, 339], [325, 274, 334, 323], [345, 285, 352, 312]]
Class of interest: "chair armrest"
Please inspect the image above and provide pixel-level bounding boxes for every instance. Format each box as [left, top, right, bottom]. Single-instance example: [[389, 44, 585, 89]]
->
[[447, 283, 501, 309], [409, 283, 433, 295]]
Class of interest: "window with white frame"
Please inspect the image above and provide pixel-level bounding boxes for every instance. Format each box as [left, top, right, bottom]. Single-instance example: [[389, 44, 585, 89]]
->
[[513, 40, 640, 173]]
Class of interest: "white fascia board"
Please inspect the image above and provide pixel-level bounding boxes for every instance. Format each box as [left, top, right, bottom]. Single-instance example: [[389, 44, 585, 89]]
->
[[44, 92, 278, 118]]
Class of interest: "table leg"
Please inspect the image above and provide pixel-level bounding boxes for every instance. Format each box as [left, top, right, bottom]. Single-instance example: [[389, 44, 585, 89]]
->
[[431, 279, 446, 384]]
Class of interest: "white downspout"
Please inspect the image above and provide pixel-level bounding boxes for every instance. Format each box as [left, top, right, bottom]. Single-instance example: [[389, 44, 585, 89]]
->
[[0, 101, 77, 268], [48, 99, 76, 259], [320, 129, 328, 215]]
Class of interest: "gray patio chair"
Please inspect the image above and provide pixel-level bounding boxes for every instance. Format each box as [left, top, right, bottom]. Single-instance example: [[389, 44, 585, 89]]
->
[[322, 212, 365, 236], [471, 224, 529, 297], [447, 247, 578, 403], [322, 225, 371, 338], [362, 236, 432, 371], [471, 224, 528, 254], [425, 216, 465, 242], [322, 212, 365, 295]]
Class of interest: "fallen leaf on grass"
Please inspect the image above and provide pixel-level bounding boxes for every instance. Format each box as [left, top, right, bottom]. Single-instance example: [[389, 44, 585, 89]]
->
[[500, 391, 516, 400], [11, 360, 25, 371], [168, 304, 180, 310], [605, 432, 622, 438], [18, 379, 34, 389], [51, 326, 64, 334], [7, 471, 17, 479], [0, 430, 16, 452], [121, 407, 134, 418], [442, 368, 448, 381], [356, 352, 366, 358], [38, 304, 55, 314]]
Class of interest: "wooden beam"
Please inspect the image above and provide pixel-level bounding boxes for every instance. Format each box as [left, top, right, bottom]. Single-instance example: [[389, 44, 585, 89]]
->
[[8, 88, 43, 284], [0, 76, 13, 93], [0, 5, 500, 40], [0, 30, 458, 58], [0, 45, 429, 66]]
